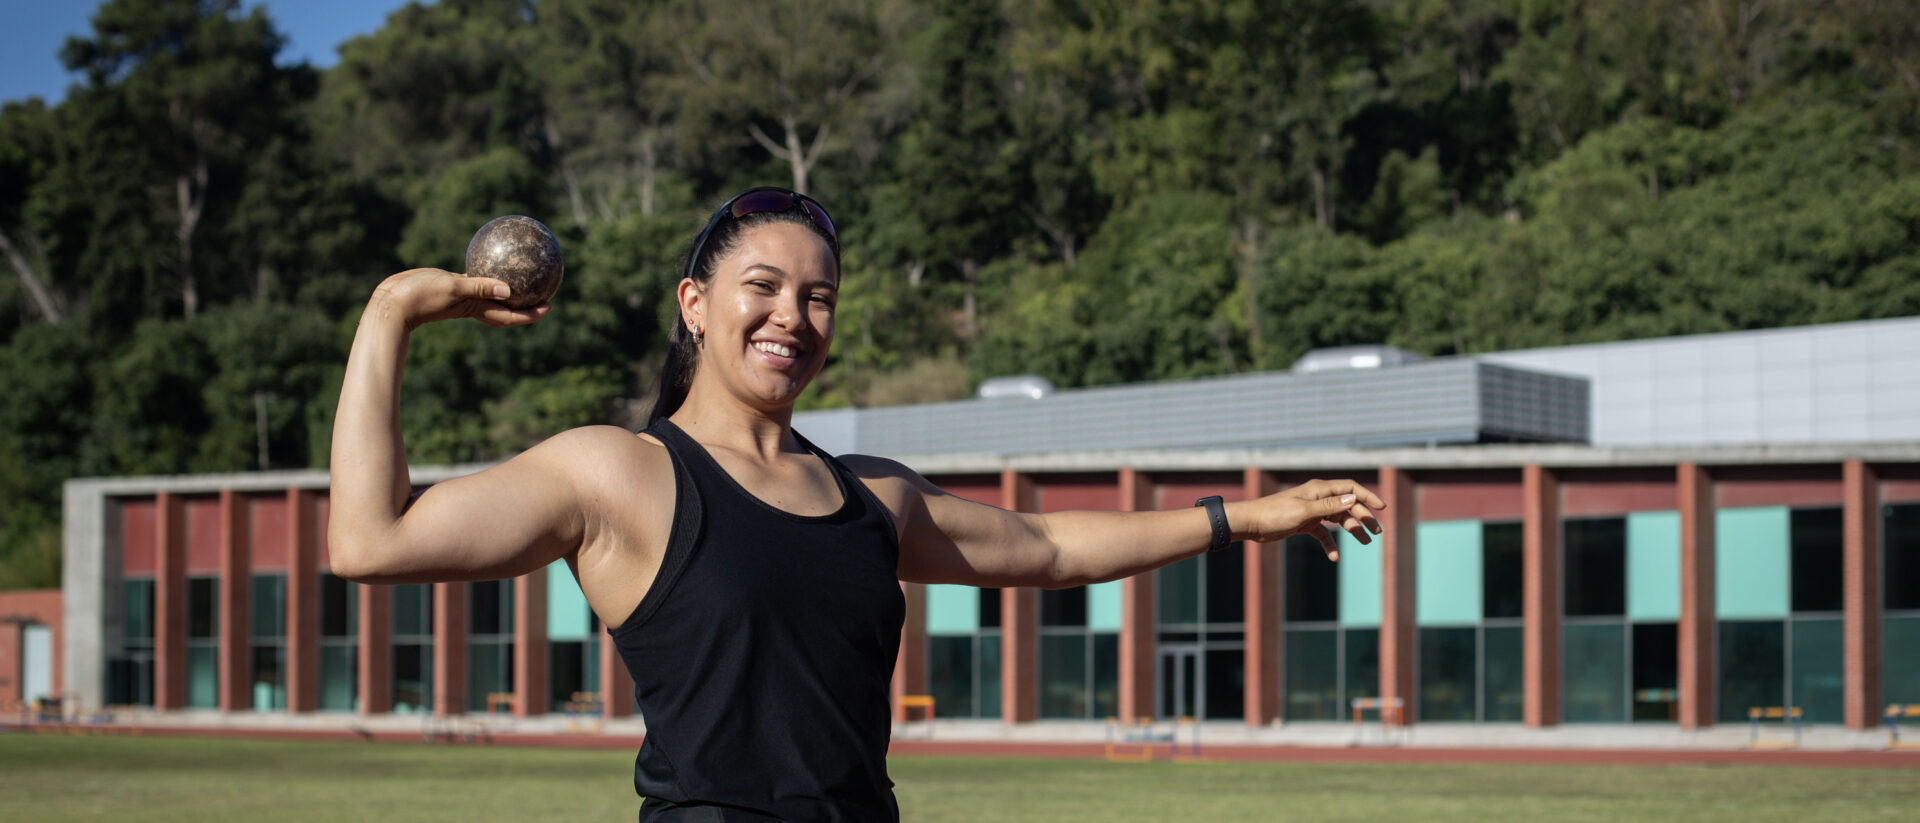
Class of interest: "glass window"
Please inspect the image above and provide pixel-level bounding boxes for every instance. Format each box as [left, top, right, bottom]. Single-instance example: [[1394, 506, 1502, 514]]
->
[[1789, 508, 1843, 613], [124, 579, 155, 642], [1344, 628, 1380, 709], [1717, 620, 1785, 724], [468, 640, 514, 713], [188, 646, 218, 708], [978, 632, 1002, 718], [251, 646, 285, 710], [252, 575, 286, 639], [1483, 523, 1523, 620], [394, 584, 431, 637], [394, 643, 433, 713], [1418, 627, 1476, 722], [549, 640, 588, 713], [928, 635, 974, 718], [1564, 519, 1626, 617], [1791, 617, 1843, 724], [1040, 587, 1087, 627], [1205, 545, 1245, 624], [1285, 535, 1338, 622], [471, 579, 513, 635], [1158, 557, 1200, 625], [187, 577, 219, 639], [1092, 634, 1120, 719], [1630, 622, 1678, 722], [320, 574, 357, 637], [1039, 634, 1089, 718], [1888, 505, 1920, 610], [1483, 626, 1523, 722], [978, 588, 1002, 628], [1885, 616, 1920, 707], [1284, 627, 1339, 720], [1563, 622, 1627, 722], [319, 645, 357, 711], [1203, 646, 1244, 720]]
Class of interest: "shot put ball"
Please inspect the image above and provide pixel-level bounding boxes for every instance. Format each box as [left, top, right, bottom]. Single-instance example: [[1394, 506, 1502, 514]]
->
[[465, 215, 563, 308]]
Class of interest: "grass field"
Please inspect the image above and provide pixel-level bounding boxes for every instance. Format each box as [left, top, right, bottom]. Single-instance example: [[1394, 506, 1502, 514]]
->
[[1, 734, 1915, 822]]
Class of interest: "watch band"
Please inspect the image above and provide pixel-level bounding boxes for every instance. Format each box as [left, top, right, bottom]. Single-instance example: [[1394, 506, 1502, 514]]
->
[[1194, 495, 1230, 552]]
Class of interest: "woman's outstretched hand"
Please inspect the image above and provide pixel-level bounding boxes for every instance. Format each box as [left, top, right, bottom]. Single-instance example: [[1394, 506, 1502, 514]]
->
[[368, 268, 551, 331], [1236, 479, 1386, 561]]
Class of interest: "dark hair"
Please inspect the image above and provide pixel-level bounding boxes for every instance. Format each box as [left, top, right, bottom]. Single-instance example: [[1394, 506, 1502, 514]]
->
[[647, 207, 840, 424]]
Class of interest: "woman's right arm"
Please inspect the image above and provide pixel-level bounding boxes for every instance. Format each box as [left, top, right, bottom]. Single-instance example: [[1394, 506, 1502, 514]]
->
[[327, 269, 587, 585]]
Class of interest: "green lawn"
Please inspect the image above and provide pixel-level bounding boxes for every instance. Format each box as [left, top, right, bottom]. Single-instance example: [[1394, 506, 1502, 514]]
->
[[0, 734, 1913, 822]]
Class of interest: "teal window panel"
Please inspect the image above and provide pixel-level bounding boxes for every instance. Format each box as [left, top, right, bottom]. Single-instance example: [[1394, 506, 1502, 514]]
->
[[1087, 580, 1122, 632], [926, 584, 979, 635], [1338, 531, 1380, 628], [1716, 507, 1790, 619], [1627, 511, 1682, 621], [1416, 520, 1482, 626], [547, 560, 593, 641]]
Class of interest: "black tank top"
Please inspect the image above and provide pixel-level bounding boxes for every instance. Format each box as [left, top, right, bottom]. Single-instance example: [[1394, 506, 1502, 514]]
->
[[609, 420, 904, 821]]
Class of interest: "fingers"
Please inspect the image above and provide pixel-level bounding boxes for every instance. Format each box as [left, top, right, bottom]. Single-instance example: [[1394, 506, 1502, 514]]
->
[[1308, 522, 1339, 561], [460, 276, 513, 302], [476, 302, 550, 328]]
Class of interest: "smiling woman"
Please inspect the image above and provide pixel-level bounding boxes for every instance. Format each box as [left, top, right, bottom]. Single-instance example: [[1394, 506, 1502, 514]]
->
[[324, 186, 1385, 821]]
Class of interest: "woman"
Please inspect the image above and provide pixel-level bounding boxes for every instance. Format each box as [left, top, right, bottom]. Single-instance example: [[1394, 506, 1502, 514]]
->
[[328, 187, 1386, 821]]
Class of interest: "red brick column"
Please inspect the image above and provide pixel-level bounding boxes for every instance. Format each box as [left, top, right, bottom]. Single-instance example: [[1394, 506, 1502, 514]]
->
[[154, 492, 188, 710], [1378, 466, 1417, 725], [514, 569, 549, 718], [892, 582, 928, 723], [1678, 462, 1717, 729], [1843, 459, 1882, 730], [285, 489, 319, 712], [357, 584, 392, 715], [1000, 469, 1038, 724], [432, 581, 468, 716], [217, 490, 252, 712], [1243, 468, 1282, 726], [600, 624, 634, 719], [1523, 464, 1562, 728], [1118, 468, 1156, 722]]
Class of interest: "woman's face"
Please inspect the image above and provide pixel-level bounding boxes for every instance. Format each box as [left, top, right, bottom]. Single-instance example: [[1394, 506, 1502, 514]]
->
[[679, 220, 839, 413]]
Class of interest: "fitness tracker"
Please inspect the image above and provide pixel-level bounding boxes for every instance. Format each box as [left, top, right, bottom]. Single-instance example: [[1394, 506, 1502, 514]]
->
[[1194, 495, 1230, 552]]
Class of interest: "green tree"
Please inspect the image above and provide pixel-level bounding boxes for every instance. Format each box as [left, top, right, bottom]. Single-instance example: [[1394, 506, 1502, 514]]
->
[[60, 0, 296, 319]]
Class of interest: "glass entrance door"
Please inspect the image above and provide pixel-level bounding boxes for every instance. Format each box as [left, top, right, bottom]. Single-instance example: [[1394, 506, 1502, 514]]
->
[[1158, 645, 1200, 719]]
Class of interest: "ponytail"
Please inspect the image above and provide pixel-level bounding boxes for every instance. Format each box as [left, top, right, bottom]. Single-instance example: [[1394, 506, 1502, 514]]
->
[[648, 308, 699, 425]]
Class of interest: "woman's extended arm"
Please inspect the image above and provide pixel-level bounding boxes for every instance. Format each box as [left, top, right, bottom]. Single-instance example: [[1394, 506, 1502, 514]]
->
[[327, 269, 586, 584], [847, 457, 1383, 589]]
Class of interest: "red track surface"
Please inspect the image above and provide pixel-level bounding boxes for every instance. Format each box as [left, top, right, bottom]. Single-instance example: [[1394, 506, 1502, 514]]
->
[[9, 723, 1918, 769]]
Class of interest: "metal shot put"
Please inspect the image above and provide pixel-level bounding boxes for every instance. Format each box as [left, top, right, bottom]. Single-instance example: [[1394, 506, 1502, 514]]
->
[[464, 215, 563, 309]]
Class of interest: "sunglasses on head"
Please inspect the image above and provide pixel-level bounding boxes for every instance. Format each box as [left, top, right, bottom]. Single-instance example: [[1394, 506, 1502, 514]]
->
[[682, 187, 839, 281]]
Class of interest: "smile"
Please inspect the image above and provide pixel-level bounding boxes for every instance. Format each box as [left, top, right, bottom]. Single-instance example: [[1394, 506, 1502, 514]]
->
[[753, 341, 798, 358]]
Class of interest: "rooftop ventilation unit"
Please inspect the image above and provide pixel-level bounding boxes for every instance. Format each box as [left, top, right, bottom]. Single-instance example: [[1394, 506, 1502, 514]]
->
[[1290, 345, 1425, 375], [976, 374, 1056, 400]]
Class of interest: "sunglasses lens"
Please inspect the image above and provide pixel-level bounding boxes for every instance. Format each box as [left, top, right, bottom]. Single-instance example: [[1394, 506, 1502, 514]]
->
[[728, 190, 794, 219], [800, 201, 837, 245]]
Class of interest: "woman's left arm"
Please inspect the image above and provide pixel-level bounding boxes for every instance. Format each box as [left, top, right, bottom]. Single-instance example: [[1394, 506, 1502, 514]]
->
[[843, 456, 1384, 588]]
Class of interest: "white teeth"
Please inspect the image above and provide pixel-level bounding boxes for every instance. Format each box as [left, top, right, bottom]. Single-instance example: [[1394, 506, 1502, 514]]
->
[[754, 341, 795, 358]]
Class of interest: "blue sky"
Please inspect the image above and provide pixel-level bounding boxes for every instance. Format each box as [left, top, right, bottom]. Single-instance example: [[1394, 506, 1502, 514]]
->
[[1, 0, 419, 106]]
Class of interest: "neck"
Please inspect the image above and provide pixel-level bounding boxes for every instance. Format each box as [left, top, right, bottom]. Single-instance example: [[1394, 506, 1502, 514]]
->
[[668, 382, 799, 461]]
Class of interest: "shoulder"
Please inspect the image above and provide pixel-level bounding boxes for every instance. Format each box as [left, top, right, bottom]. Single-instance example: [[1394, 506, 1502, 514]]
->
[[515, 425, 672, 491], [837, 453, 935, 491]]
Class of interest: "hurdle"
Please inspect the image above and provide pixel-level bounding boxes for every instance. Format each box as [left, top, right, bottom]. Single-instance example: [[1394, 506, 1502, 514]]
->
[[897, 695, 936, 739], [1885, 704, 1920, 749], [1747, 706, 1802, 749], [1103, 717, 1204, 763], [1170, 716, 1205, 763], [1350, 697, 1406, 746], [563, 691, 604, 733]]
